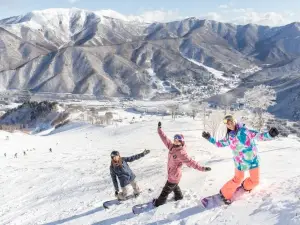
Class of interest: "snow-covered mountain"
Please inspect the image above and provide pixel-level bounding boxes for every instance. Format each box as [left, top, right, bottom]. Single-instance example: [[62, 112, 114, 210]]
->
[[1, 8, 300, 119]]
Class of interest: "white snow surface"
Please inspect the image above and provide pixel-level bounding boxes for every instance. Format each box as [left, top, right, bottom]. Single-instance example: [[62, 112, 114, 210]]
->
[[182, 56, 228, 81], [0, 110, 300, 225]]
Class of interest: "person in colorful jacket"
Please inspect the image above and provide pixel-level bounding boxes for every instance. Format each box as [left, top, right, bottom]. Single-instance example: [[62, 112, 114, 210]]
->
[[110, 149, 150, 200], [153, 121, 211, 207], [202, 115, 279, 204]]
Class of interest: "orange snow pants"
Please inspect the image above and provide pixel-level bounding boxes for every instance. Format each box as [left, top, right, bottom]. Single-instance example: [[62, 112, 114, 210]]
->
[[220, 167, 259, 200]]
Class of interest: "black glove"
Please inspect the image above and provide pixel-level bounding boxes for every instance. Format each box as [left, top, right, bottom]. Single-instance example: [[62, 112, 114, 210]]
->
[[202, 167, 211, 172], [158, 121, 161, 128], [143, 149, 150, 155], [202, 131, 211, 140], [115, 191, 118, 197], [269, 127, 279, 137]]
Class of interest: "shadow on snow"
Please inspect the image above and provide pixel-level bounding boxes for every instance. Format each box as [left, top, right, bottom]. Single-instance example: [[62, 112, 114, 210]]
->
[[43, 206, 105, 225]]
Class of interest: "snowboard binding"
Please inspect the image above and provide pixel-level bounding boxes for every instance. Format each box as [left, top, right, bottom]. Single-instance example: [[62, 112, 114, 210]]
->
[[219, 190, 232, 205]]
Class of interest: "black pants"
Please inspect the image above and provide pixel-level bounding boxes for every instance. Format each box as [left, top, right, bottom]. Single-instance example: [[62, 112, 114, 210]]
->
[[154, 181, 183, 207]]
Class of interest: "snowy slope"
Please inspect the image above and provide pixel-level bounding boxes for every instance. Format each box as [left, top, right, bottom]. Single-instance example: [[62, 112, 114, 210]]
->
[[182, 56, 227, 80], [0, 8, 146, 46], [0, 109, 299, 225]]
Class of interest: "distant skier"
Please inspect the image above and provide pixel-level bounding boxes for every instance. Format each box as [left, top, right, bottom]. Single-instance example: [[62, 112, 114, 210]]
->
[[202, 114, 279, 204], [110, 149, 150, 200], [14, 153, 17, 158], [4, 153, 6, 157], [152, 122, 211, 207], [49, 148, 52, 153], [23, 151, 26, 156]]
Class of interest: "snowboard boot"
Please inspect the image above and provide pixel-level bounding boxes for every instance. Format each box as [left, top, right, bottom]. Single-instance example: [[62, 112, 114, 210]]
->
[[134, 192, 140, 198], [241, 181, 251, 193], [174, 195, 183, 201], [152, 198, 158, 207], [219, 190, 232, 205]]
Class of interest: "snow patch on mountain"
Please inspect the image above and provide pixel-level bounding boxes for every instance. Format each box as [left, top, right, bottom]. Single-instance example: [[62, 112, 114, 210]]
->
[[145, 68, 180, 99], [183, 56, 228, 81], [240, 66, 263, 77]]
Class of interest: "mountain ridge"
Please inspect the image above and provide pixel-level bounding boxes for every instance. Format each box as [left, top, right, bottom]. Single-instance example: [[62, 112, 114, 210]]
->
[[0, 8, 300, 120]]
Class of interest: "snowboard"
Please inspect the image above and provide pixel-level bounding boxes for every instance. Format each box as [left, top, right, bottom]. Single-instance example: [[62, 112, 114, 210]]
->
[[103, 194, 136, 209], [104, 189, 153, 209], [132, 201, 155, 214], [201, 186, 248, 209]]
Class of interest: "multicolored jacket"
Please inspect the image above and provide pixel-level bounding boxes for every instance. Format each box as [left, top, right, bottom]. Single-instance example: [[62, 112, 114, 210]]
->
[[208, 123, 274, 171]]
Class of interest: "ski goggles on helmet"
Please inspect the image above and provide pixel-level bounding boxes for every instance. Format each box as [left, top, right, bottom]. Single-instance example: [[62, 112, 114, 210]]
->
[[174, 134, 183, 141], [223, 115, 235, 124]]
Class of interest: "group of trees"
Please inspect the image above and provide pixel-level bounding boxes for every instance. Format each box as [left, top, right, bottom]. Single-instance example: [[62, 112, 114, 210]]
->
[[65, 104, 116, 126], [0, 85, 277, 133], [237, 85, 276, 131], [30, 101, 58, 121], [84, 110, 114, 125], [0, 101, 58, 125], [164, 85, 277, 138], [214, 85, 276, 135], [191, 85, 277, 139]]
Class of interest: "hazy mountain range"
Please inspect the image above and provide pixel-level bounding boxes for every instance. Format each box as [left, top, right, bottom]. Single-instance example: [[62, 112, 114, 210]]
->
[[0, 8, 300, 120]]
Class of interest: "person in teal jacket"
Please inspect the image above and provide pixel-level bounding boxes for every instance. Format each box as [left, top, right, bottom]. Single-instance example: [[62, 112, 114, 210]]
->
[[202, 115, 279, 204]]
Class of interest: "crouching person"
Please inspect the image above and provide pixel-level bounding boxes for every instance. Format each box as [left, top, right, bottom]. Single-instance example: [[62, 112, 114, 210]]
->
[[110, 149, 150, 200]]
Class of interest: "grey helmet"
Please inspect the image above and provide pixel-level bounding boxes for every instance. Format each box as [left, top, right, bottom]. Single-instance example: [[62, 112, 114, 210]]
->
[[111, 150, 120, 158]]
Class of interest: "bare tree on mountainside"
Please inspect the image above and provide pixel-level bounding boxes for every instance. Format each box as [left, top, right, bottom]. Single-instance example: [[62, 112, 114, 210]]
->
[[206, 111, 224, 137], [105, 112, 114, 125], [166, 104, 179, 120], [237, 85, 276, 131], [200, 102, 210, 130]]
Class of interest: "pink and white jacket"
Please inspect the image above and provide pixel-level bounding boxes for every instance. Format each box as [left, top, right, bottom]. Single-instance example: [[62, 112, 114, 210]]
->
[[158, 128, 204, 184]]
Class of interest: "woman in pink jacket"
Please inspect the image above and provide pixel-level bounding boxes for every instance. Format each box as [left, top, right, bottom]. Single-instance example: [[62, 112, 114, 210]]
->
[[153, 121, 211, 207]]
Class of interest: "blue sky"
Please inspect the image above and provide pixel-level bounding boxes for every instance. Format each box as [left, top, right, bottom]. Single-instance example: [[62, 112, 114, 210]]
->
[[1, 0, 300, 25]]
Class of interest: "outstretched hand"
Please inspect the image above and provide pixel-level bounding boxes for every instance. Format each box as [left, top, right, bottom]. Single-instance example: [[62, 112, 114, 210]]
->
[[158, 121, 161, 128], [143, 149, 150, 155], [202, 131, 211, 140], [269, 127, 279, 137], [202, 166, 211, 172]]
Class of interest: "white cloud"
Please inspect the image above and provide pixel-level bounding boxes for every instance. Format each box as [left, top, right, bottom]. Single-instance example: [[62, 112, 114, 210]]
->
[[124, 9, 184, 23], [204, 8, 297, 26], [98, 8, 298, 26], [219, 4, 229, 9], [138, 10, 183, 23], [200, 12, 222, 21], [99, 9, 185, 23], [231, 11, 288, 26], [68, 0, 80, 4], [97, 9, 129, 21]]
